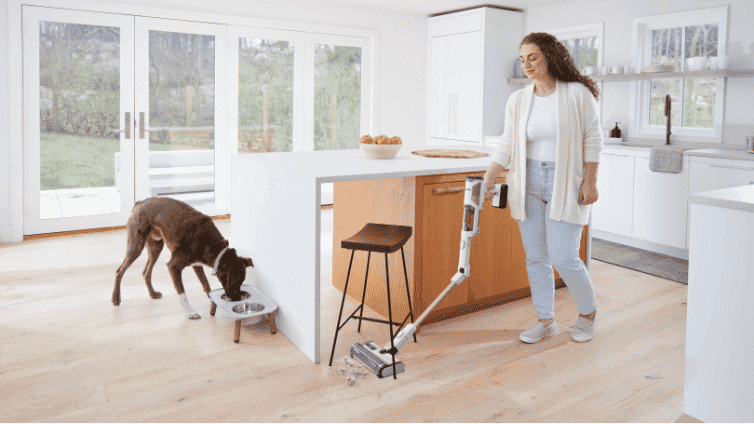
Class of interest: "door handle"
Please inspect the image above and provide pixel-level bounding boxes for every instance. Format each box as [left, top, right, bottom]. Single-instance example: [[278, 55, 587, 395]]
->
[[116, 112, 131, 139], [139, 112, 151, 139]]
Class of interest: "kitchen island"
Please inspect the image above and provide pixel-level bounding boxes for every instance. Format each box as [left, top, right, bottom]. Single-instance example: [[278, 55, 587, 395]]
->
[[685, 183, 754, 422], [231, 148, 588, 363]]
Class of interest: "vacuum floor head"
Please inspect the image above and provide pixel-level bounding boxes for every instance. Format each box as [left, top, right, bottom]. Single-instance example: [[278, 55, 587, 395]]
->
[[350, 341, 404, 378]]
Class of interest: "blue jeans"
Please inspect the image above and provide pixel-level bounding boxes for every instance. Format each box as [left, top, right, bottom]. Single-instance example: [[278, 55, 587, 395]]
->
[[517, 159, 598, 320]]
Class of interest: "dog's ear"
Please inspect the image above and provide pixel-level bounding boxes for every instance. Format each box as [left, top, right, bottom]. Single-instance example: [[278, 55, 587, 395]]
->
[[239, 256, 254, 268]]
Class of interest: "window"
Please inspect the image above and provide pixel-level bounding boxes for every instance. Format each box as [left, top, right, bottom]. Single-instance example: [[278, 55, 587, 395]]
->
[[229, 27, 374, 154], [549, 23, 603, 73], [632, 6, 727, 142]]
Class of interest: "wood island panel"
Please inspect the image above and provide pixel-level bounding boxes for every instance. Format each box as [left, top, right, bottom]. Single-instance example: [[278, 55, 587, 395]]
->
[[332, 171, 588, 327]]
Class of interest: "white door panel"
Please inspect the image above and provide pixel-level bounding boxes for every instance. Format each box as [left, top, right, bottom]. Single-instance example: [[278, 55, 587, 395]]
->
[[135, 17, 228, 216], [23, 6, 135, 235]]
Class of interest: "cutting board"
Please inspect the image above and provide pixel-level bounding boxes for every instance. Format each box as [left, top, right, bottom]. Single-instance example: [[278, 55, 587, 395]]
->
[[412, 149, 489, 159]]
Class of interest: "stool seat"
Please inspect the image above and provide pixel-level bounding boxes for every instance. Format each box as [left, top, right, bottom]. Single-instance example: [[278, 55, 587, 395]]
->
[[341, 223, 412, 253]]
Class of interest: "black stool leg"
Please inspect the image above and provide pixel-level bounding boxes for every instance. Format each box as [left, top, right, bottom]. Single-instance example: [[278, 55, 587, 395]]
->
[[401, 247, 418, 343], [384, 253, 397, 379], [357, 251, 371, 333], [330, 249, 355, 366]]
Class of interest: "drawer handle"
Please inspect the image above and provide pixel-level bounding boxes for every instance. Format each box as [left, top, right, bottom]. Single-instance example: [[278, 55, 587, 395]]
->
[[710, 163, 754, 171], [433, 186, 464, 195]]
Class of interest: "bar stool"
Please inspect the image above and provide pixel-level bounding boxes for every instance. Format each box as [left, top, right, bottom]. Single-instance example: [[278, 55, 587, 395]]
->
[[329, 223, 417, 368]]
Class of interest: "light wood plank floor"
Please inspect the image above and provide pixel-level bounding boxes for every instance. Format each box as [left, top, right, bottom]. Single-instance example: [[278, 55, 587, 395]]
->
[[0, 210, 696, 422]]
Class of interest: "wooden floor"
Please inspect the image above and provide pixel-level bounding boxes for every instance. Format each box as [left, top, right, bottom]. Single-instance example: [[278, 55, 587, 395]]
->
[[0, 210, 697, 422]]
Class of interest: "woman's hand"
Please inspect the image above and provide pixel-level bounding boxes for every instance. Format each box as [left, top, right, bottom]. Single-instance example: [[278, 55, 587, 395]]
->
[[483, 161, 505, 201], [578, 181, 598, 205], [579, 162, 599, 205]]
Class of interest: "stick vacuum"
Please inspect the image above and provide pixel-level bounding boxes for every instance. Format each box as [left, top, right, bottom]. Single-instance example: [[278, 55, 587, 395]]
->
[[350, 175, 507, 378]]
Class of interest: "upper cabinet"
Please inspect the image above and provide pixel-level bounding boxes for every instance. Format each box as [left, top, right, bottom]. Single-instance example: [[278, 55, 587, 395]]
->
[[427, 7, 523, 146]]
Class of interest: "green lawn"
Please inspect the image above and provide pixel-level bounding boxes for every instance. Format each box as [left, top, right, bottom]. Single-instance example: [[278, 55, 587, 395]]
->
[[40, 132, 172, 190]]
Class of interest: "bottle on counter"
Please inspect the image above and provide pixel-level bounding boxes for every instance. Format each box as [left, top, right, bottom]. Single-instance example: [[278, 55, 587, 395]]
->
[[610, 122, 622, 138]]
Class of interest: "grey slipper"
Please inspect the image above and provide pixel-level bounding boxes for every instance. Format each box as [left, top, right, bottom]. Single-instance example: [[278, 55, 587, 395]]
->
[[519, 321, 557, 343], [572, 314, 596, 342]]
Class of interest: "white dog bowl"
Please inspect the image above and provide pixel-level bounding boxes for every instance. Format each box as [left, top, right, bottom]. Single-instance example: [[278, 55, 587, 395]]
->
[[360, 143, 402, 159]]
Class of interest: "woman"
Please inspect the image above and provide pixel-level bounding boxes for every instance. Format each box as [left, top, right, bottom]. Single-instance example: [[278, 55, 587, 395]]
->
[[483, 32, 602, 343]]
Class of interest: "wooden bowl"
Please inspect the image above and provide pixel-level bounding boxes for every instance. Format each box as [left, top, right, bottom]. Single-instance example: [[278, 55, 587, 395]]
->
[[360, 143, 402, 159]]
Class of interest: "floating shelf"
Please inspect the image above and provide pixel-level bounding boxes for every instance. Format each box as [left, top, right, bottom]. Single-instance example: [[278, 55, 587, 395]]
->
[[507, 69, 754, 84]]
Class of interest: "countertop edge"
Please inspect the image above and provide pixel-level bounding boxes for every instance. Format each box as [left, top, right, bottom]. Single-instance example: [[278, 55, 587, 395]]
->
[[602, 145, 754, 161], [689, 184, 754, 213]]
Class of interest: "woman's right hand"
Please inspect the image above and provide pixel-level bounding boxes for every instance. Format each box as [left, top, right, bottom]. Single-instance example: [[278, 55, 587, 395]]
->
[[483, 161, 504, 201], [484, 180, 496, 201]]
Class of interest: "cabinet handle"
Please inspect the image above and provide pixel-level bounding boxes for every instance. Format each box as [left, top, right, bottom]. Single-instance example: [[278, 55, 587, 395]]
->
[[433, 186, 464, 195], [709, 163, 754, 171]]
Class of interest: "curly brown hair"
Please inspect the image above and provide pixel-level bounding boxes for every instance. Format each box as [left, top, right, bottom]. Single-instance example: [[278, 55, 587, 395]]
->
[[520, 32, 600, 100]]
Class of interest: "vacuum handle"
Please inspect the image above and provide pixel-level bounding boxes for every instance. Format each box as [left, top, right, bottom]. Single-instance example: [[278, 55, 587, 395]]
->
[[491, 183, 508, 209]]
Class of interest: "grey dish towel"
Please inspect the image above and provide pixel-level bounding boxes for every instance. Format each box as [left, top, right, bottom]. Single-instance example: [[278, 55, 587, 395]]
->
[[649, 147, 684, 173]]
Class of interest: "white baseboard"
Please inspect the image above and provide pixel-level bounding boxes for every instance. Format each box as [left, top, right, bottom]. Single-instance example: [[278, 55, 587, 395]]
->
[[591, 229, 689, 260]]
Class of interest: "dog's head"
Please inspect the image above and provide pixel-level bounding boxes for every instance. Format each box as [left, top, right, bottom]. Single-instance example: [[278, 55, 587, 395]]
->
[[216, 248, 254, 301]]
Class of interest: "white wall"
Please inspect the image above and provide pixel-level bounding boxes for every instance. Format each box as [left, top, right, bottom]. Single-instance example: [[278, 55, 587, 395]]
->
[[1, 0, 11, 242], [525, 0, 754, 149], [0, 0, 428, 242]]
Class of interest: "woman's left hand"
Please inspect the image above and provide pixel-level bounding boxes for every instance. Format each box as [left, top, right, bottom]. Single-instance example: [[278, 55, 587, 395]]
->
[[579, 181, 599, 205]]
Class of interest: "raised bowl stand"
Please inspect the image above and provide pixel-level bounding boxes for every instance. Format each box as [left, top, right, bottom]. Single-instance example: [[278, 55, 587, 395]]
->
[[208, 284, 278, 343]]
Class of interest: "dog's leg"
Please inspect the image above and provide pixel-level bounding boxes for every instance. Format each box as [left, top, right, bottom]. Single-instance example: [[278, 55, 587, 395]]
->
[[167, 256, 201, 320], [142, 236, 164, 300], [192, 265, 212, 298], [113, 227, 148, 306]]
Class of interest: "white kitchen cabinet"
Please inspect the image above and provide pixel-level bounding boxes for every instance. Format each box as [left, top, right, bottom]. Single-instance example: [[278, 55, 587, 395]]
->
[[592, 153, 634, 237], [632, 155, 690, 250], [689, 156, 754, 195], [427, 7, 523, 146]]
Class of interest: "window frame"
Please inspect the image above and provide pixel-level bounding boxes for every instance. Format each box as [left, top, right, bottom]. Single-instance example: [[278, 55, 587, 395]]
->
[[631, 6, 728, 143], [549, 23, 604, 73], [228, 26, 375, 154]]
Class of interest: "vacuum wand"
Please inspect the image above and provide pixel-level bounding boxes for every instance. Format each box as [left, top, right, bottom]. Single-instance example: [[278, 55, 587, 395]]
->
[[379, 176, 507, 357], [350, 175, 507, 377]]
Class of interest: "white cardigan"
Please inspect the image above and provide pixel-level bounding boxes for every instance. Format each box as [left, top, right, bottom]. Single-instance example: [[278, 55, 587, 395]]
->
[[490, 80, 603, 226]]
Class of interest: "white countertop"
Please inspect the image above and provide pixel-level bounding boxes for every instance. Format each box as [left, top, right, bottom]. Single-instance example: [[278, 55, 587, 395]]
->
[[234, 146, 495, 182], [689, 183, 754, 213]]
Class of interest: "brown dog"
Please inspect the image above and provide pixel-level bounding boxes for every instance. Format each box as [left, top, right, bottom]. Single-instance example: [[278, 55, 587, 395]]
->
[[113, 197, 253, 319]]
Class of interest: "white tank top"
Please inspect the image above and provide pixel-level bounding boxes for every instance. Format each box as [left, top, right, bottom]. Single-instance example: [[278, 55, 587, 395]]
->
[[526, 90, 557, 161]]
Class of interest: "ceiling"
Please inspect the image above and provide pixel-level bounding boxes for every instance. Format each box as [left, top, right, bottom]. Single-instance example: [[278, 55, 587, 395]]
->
[[313, 0, 569, 15]]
